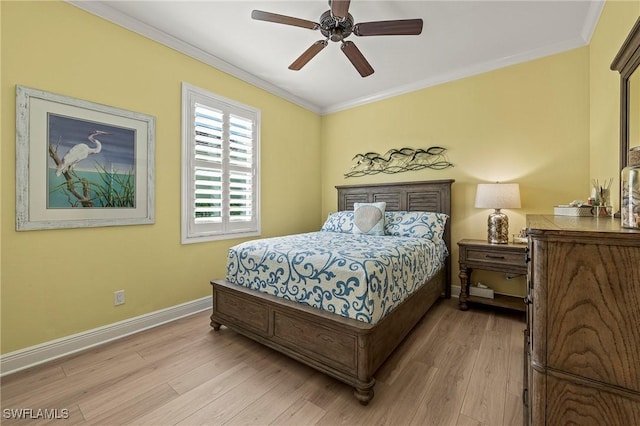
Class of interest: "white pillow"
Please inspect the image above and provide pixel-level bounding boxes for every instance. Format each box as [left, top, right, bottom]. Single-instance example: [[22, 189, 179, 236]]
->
[[353, 202, 386, 236]]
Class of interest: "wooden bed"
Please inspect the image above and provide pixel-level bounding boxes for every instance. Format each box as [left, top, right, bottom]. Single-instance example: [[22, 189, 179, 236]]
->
[[210, 179, 453, 404]]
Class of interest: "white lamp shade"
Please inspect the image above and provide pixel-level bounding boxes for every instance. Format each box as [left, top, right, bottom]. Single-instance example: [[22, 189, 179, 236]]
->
[[475, 183, 521, 209]]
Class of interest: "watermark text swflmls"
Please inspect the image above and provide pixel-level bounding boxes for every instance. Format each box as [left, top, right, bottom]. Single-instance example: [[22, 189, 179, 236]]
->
[[3, 408, 70, 420]]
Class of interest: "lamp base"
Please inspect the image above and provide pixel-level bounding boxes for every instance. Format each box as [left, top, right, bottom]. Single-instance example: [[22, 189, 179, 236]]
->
[[487, 209, 509, 244]]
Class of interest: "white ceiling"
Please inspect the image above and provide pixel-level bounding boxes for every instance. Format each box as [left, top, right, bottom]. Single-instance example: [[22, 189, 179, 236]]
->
[[69, 1, 604, 114]]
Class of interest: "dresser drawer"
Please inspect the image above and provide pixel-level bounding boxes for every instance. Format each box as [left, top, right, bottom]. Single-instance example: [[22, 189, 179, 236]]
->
[[465, 247, 526, 268], [546, 242, 640, 392]]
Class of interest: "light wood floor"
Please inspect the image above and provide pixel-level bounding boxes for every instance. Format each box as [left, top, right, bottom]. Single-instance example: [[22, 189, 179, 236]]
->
[[1, 298, 525, 425]]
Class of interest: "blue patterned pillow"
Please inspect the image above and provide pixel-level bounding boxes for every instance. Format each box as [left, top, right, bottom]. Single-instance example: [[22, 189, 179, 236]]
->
[[353, 202, 386, 236], [321, 211, 355, 233], [384, 211, 448, 240]]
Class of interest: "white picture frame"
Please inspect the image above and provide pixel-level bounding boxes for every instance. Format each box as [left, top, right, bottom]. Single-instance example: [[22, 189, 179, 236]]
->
[[16, 85, 155, 230]]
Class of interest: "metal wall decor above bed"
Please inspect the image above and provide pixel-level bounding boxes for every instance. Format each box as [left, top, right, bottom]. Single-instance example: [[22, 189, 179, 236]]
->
[[345, 147, 453, 177]]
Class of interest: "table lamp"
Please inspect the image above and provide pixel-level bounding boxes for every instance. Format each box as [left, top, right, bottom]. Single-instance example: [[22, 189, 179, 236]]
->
[[475, 183, 521, 244]]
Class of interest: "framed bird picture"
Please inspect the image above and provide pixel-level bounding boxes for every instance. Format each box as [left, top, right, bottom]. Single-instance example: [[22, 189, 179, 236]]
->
[[15, 85, 155, 230]]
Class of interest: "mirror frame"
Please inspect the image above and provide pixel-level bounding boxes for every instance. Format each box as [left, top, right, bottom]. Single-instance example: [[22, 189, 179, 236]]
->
[[611, 17, 640, 171]]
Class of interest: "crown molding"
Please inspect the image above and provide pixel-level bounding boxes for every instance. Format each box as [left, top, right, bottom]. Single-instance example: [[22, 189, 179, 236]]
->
[[67, 1, 603, 116], [320, 35, 591, 115], [66, 1, 322, 114], [580, 0, 606, 44]]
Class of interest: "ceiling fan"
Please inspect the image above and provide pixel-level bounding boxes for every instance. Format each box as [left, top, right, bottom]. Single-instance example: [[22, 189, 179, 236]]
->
[[251, 0, 423, 78]]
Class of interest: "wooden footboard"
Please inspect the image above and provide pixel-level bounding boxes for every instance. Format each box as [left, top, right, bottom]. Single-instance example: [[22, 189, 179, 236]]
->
[[210, 267, 446, 404]]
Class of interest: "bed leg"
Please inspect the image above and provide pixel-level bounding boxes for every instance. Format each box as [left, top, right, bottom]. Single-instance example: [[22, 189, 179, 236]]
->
[[210, 316, 221, 331]]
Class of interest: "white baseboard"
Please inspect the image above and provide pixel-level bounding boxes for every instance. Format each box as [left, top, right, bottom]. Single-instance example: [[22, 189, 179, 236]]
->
[[451, 285, 462, 298], [0, 296, 212, 377]]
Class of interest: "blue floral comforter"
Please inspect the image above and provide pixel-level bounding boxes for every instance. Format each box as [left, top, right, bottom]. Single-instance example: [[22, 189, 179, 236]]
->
[[226, 231, 448, 324]]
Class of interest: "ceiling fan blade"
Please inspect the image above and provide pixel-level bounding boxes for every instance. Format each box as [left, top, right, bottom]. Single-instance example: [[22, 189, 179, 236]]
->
[[354, 19, 423, 36], [251, 10, 319, 30], [289, 40, 328, 70], [331, 0, 351, 20], [341, 41, 374, 77]]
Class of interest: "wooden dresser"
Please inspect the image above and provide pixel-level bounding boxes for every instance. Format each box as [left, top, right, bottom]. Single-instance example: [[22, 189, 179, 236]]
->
[[524, 215, 640, 426]]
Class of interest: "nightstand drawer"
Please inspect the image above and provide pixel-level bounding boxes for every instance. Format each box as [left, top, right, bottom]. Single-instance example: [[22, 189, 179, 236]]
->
[[466, 248, 525, 267]]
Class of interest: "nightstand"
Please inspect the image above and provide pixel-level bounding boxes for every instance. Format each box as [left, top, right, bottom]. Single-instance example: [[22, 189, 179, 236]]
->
[[457, 239, 528, 311]]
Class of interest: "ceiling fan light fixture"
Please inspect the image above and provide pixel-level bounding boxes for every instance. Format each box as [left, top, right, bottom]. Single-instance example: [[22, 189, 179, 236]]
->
[[319, 10, 354, 41], [251, 1, 422, 77], [330, 28, 344, 42]]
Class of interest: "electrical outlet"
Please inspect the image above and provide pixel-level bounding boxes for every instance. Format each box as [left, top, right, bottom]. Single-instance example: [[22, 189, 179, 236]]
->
[[114, 290, 125, 306]]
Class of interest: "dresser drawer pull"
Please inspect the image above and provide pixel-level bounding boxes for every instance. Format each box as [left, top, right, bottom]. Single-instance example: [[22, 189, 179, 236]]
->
[[486, 255, 505, 259]]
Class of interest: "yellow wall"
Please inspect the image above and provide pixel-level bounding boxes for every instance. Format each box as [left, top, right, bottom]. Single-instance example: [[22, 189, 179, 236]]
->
[[321, 48, 590, 295], [0, 2, 321, 353], [2, 0, 638, 355], [590, 0, 640, 201]]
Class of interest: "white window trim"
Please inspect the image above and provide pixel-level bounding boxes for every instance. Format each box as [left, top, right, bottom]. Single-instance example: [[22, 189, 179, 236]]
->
[[181, 82, 261, 244]]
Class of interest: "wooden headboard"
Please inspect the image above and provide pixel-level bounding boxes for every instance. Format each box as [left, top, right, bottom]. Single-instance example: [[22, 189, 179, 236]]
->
[[336, 179, 454, 291]]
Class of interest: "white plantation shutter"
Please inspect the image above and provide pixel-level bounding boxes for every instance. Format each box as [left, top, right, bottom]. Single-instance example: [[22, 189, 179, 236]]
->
[[228, 114, 254, 224], [229, 171, 253, 221], [182, 83, 260, 243], [194, 167, 222, 223], [194, 105, 223, 224]]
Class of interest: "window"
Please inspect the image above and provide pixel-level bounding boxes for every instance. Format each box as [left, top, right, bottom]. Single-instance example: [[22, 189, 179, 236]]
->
[[181, 83, 260, 243]]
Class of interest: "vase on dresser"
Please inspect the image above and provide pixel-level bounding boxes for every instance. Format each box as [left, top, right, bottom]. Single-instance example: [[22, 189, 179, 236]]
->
[[622, 162, 640, 229]]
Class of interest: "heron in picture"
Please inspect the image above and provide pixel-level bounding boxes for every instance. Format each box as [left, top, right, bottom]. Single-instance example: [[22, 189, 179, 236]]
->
[[55, 130, 110, 176]]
